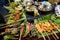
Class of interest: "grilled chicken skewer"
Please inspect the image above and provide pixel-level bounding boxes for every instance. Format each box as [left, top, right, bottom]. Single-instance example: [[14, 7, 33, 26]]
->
[[35, 19, 60, 40], [43, 22, 58, 40], [49, 20, 60, 31], [35, 22, 52, 40], [35, 23, 46, 40], [49, 20, 59, 39], [52, 30, 59, 39], [44, 21, 59, 39], [40, 23, 50, 40]]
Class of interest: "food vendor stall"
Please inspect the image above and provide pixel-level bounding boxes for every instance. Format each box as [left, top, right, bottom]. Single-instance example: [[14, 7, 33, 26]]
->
[[0, 0, 60, 40]]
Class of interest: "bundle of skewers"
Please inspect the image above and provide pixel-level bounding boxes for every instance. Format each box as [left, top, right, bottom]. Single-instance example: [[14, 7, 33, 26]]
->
[[1, 1, 60, 40], [34, 20, 60, 40], [0, 2, 28, 40], [34, 14, 60, 40]]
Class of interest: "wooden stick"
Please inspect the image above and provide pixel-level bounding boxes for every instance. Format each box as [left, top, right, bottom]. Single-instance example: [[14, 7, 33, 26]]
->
[[41, 33, 46, 40], [35, 24, 46, 40], [45, 32, 50, 40], [48, 20, 59, 39], [52, 34, 57, 40], [52, 30, 59, 39]]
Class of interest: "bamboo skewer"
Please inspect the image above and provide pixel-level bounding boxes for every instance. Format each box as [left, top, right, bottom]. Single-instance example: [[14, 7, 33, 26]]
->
[[48, 20, 59, 39], [50, 21, 60, 33], [52, 30, 59, 39], [41, 33, 46, 40], [35, 23, 46, 40], [39, 23, 46, 40], [51, 34, 57, 40], [45, 32, 50, 40]]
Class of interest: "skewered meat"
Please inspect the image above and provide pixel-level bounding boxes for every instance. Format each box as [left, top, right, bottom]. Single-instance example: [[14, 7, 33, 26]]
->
[[35, 21, 59, 40], [48, 20, 59, 30], [35, 21, 60, 33], [35, 23, 46, 40], [35, 23, 43, 33], [13, 11, 21, 21]]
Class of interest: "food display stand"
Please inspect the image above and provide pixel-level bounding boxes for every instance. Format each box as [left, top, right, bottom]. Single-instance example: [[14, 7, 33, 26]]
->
[[0, 0, 60, 40]]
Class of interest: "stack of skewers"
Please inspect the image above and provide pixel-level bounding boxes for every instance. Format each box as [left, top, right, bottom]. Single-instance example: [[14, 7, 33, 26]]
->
[[34, 14, 60, 40], [34, 21, 60, 40]]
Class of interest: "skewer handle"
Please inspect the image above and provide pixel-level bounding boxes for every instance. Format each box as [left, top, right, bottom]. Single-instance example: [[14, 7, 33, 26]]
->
[[41, 33, 46, 40], [52, 30, 59, 39], [45, 32, 50, 40], [52, 34, 57, 40]]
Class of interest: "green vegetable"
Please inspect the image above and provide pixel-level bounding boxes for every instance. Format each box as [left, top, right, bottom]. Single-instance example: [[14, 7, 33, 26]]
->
[[54, 19, 60, 26], [24, 25, 29, 36], [9, 8, 16, 13], [4, 35, 14, 39], [7, 20, 15, 24], [34, 14, 51, 23], [9, 16, 13, 19], [51, 14, 56, 21], [54, 19, 60, 22], [37, 33, 41, 38], [41, 14, 51, 20], [21, 8, 26, 18], [9, 2, 18, 8], [54, 22, 60, 26]]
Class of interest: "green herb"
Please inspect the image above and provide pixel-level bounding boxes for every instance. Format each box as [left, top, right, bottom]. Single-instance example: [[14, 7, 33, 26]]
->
[[53, 17, 60, 26], [51, 14, 56, 21], [9, 8, 16, 13], [4, 35, 14, 39], [7, 20, 15, 24], [9, 2, 18, 8]]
